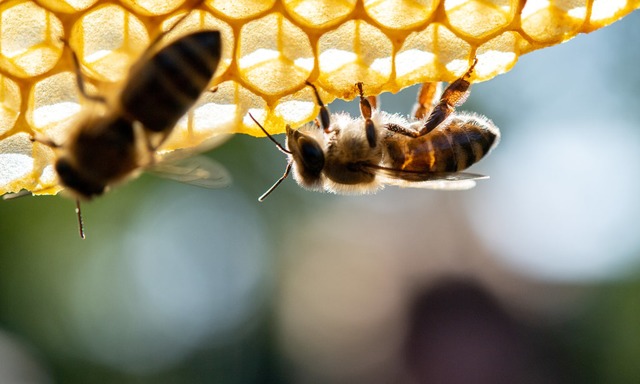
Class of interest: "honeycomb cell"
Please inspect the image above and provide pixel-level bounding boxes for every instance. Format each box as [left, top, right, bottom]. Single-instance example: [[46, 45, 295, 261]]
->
[[273, 87, 319, 130], [445, 0, 518, 40], [395, 23, 473, 85], [205, 0, 275, 19], [0, 75, 21, 136], [364, 0, 438, 30], [238, 12, 314, 96], [0, 133, 35, 191], [120, 0, 186, 16], [166, 80, 267, 142], [31, 150, 59, 194], [37, 0, 98, 13], [0, 131, 58, 195], [589, 0, 634, 29], [476, 31, 521, 79], [283, 0, 356, 28], [27, 71, 83, 144], [318, 20, 393, 95], [70, 4, 149, 82], [0, 1, 64, 78], [160, 10, 235, 80], [162, 85, 237, 151], [521, 0, 587, 43]]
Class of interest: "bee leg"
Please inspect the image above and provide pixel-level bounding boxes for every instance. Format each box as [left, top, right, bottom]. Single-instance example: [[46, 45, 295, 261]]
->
[[385, 122, 421, 138], [141, 129, 172, 158], [144, 134, 157, 155], [30, 133, 61, 148], [149, 0, 204, 47], [61, 38, 107, 104], [145, 0, 206, 53], [417, 58, 478, 136], [357, 82, 377, 148], [411, 82, 442, 120], [306, 81, 331, 133], [150, 131, 174, 153], [367, 95, 378, 110]]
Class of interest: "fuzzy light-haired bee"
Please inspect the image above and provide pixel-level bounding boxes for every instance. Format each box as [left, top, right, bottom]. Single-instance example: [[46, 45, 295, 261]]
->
[[253, 59, 500, 200], [31, 9, 227, 238]]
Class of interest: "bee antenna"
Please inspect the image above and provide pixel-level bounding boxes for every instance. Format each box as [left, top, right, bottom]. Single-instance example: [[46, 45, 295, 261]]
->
[[248, 113, 291, 155], [75, 199, 86, 239], [259, 161, 293, 202]]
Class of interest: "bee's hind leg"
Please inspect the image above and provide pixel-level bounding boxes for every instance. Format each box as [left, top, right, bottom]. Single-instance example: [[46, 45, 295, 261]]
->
[[356, 82, 377, 148], [417, 58, 478, 136]]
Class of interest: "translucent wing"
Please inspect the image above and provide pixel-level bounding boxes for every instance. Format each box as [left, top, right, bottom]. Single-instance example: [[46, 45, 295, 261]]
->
[[148, 155, 231, 189], [365, 164, 487, 191], [382, 176, 483, 190]]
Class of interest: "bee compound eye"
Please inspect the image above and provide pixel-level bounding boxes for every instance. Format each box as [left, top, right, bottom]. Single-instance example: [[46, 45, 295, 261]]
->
[[298, 137, 325, 174]]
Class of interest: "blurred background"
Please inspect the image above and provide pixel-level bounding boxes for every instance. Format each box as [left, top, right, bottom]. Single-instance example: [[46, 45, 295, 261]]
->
[[1, 10, 640, 384]]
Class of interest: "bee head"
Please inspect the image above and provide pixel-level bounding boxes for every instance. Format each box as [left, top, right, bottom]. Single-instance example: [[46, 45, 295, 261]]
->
[[285, 126, 325, 189], [55, 157, 106, 200]]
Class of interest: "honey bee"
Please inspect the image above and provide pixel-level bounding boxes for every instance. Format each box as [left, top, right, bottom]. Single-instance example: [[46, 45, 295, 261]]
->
[[30, 9, 227, 238], [253, 58, 500, 201]]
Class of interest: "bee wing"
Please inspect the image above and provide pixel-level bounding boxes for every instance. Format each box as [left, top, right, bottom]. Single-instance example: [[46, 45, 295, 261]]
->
[[384, 176, 480, 190], [365, 164, 487, 190], [148, 155, 231, 189]]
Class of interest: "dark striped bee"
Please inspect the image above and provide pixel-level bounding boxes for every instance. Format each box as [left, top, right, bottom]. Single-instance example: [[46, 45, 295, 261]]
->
[[253, 58, 500, 200], [33, 12, 226, 237]]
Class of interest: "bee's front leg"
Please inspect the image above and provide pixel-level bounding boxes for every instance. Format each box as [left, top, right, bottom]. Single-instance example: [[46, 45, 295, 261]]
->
[[306, 81, 331, 133], [356, 82, 377, 148]]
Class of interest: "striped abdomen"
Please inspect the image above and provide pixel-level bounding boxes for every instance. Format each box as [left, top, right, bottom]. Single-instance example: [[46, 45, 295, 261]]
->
[[385, 113, 500, 172], [120, 30, 222, 133]]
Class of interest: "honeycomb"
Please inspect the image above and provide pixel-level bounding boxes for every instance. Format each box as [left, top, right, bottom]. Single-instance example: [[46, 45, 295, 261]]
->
[[0, 0, 638, 195]]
